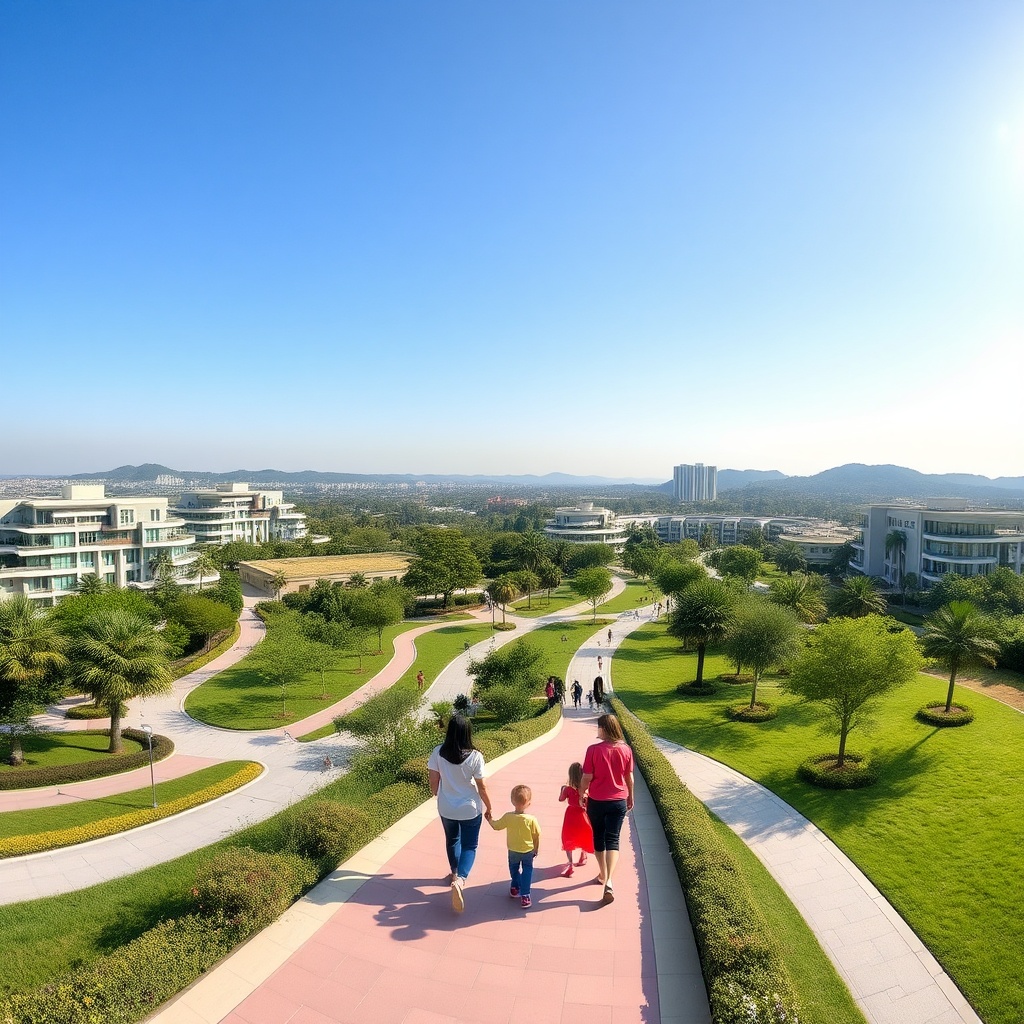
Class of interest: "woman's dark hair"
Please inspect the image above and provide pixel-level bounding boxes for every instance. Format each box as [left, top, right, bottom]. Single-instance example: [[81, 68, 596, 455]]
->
[[439, 713, 476, 764]]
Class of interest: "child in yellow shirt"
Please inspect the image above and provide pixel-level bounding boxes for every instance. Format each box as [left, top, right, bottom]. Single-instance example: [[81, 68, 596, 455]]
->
[[487, 784, 541, 908]]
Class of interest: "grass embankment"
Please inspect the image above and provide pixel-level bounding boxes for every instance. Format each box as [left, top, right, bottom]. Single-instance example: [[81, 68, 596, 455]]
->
[[170, 622, 242, 680], [595, 577, 660, 615], [0, 733, 143, 772], [183, 617, 423, 730], [511, 584, 585, 618], [613, 622, 1024, 1024], [0, 762, 260, 857], [298, 622, 494, 740], [519, 618, 614, 682]]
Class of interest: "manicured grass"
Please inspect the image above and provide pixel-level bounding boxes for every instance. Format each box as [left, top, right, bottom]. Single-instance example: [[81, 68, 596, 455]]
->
[[595, 577, 660, 614], [613, 623, 1024, 1024], [0, 732, 143, 772], [886, 607, 925, 627], [525, 619, 614, 682], [0, 762, 254, 842], [170, 622, 241, 680], [298, 622, 494, 740], [511, 584, 583, 618], [183, 617, 423, 730]]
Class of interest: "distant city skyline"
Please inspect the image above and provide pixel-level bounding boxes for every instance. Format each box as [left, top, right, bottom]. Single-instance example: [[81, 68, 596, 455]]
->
[[2, 4, 1022, 480]]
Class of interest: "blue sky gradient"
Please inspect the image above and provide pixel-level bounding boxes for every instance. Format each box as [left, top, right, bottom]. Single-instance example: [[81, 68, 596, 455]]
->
[[2, 2, 1022, 478]]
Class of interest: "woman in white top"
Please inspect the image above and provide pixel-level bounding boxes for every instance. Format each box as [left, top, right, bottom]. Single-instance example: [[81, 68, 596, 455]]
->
[[427, 714, 493, 913]]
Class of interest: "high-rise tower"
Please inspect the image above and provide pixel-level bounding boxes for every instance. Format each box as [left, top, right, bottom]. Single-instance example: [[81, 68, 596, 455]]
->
[[673, 463, 717, 502]]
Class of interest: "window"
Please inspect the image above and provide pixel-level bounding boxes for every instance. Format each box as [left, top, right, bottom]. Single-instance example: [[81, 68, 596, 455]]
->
[[103, 552, 116, 566], [124, 549, 138, 564], [79, 531, 99, 545], [26, 555, 49, 568], [79, 552, 95, 567], [28, 577, 49, 591], [51, 532, 75, 548], [145, 529, 160, 543], [150, 509, 161, 521], [104, 573, 116, 585], [51, 554, 75, 569], [125, 569, 139, 583], [119, 509, 134, 525], [52, 575, 76, 592]]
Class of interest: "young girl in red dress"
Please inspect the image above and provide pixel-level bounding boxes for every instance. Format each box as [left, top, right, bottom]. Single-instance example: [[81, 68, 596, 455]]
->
[[559, 762, 595, 876]]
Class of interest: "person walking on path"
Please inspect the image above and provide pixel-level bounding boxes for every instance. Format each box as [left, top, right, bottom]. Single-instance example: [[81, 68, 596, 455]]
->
[[545, 678, 556, 707], [597, 655, 603, 672], [579, 712, 634, 904], [559, 761, 594, 876], [607, 628, 612, 644], [487, 784, 541, 908], [427, 714, 493, 913], [593, 675, 605, 705], [571, 680, 583, 709]]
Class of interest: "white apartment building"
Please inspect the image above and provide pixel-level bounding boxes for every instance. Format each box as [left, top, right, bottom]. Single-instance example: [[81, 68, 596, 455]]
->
[[0, 485, 197, 605], [655, 514, 820, 547], [673, 463, 717, 502], [775, 526, 859, 566], [851, 502, 1024, 587], [173, 483, 308, 545], [544, 502, 629, 552]]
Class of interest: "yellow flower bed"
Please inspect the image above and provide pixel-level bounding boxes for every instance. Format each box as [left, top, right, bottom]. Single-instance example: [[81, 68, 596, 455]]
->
[[0, 762, 264, 859]]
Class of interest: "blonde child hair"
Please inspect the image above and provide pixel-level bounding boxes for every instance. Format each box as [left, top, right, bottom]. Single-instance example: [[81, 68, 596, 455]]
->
[[511, 784, 532, 808], [567, 762, 583, 789]]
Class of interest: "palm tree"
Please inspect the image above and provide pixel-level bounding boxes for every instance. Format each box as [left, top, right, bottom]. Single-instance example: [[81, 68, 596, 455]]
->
[[769, 574, 826, 623], [830, 576, 887, 618], [514, 569, 540, 610], [885, 530, 907, 589], [75, 573, 107, 596], [0, 597, 69, 766], [537, 560, 562, 604], [921, 601, 1000, 713], [724, 599, 802, 709], [271, 571, 287, 600], [189, 551, 218, 591], [73, 608, 172, 753], [487, 575, 519, 625], [516, 532, 548, 573], [667, 579, 736, 687]]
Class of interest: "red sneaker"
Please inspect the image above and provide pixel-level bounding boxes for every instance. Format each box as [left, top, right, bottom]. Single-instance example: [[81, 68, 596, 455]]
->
[[520, 895, 532, 908], [509, 885, 519, 898]]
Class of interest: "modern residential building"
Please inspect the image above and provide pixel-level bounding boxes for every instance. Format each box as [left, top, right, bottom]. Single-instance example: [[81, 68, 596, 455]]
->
[[774, 525, 859, 566], [673, 463, 717, 502], [238, 553, 412, 597], [851, 502, 1024, 587], [0, 485, 197, 604], [543, 502, 629, 552], [174, 484, 308, 546], [655, 514, 823, 547]]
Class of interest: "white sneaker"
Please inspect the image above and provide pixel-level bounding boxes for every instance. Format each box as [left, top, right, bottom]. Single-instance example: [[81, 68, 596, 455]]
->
[[451, 878, 465, 913]]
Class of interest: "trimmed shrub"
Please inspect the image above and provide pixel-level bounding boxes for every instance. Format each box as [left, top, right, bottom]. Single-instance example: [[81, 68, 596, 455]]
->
[[676, 680, 718, 697], [492, 621, 516, 631], [254, 600, 288, 620], [717, 673, 755, 685], [478, 683, 534, 725], [429, 700, 454, 729], [64, 702, 127, 720], [0, 729, 174, 791], [395, 756, 430, 787], [916, 704, 975, 727], [727, 702, 778, 723], [798, 752, 878, 789], [363, 781, 431, 830], [609, 698, 801, 1024], [191, 847, 316, 929], [282, 801, 374, 870]]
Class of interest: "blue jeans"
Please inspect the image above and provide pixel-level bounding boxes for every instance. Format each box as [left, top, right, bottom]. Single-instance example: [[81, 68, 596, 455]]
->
[[508, 850, 535, 897], [441, 815, 482, 880]]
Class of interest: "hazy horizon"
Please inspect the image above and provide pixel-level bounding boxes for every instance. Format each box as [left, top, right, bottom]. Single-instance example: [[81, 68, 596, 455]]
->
[[3, 4, 1022, 479]]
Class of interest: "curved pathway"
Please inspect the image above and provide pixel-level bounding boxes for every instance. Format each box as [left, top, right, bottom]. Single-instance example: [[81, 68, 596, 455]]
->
[[150, 710, 709, 1024]]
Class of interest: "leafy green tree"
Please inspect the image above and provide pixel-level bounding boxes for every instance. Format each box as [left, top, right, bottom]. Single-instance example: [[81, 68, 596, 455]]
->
[[189, 550, 219, 591], [209, 569, 244, 613], [566, 543, 615, 573], [513, 569, 541, 610], [769, 573, 826, 623], [653, 558, 705, 598], [717, 545, 762, 583], [885, 530, 907, 588], [724, 599, 802, 708], [698, 525, 716, 551], [0, 597, 69, 766], [75, 574, 107, 596], [829, 575, 887, 618], [348, 588, 404, 652], [921, 601, 1000, 713], [402, 528, 482, 608], [468, 638, 546, 693], [827, 541, 855, 577], [902, 571, 921, 608], [73, 609, 172, 753], [622, 543, 662, 583], [773, 541, 807, 576], [745, 526, 765, 550], [784, 615, 923, 768], [166, 595, 237, 652], [487, 574, 519, 625], [570, 566, 613, 622], [536, 560, 562, 603], [270, 571, 288, 600], [514, 532, 550, 573], [668, 579, 736, 686], [248, 615, 317, 716], [923, 573, 983, 612], [346, 572, 369, 590]]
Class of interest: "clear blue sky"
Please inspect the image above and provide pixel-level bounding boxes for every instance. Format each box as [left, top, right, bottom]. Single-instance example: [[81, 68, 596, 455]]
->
[[2, 2, 1022, 480]]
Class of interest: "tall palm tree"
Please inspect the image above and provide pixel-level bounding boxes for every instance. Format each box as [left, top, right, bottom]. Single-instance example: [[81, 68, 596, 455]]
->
[[921, 601, 1000, 713], [769, 573, 826, 623], [516, 532, 548, 573], [189, 551, 218, 591], [75, 573, 107, 596], [0, 597, 69, 765], [73, 608, 172, 753], [885, 530, 907, 589], [668, 579, 736, 686], [487, 575, 519, 625], [829, 575, 887, 618]]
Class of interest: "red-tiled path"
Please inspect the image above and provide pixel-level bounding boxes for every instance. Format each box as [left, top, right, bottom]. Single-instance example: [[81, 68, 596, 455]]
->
[[219, 713, 662, 1024]]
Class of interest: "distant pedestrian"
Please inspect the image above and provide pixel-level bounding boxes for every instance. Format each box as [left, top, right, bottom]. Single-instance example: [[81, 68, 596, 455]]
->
[[587, 690, 595, 710], [593, 675, 605, 705], [554, 677, 566, 705], [572, 680, 583, 709], [417, 670, 425, 690], [597, 655, 603, 672], [545, 678, 556, 707], [607, 628, 612, 644]]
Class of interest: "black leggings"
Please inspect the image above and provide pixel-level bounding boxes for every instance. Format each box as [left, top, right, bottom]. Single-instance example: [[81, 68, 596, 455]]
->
[[586, 798, 627, 852]]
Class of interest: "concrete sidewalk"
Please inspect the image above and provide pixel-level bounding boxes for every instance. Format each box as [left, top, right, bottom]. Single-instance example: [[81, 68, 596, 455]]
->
[[151, 711, 708, 1024]]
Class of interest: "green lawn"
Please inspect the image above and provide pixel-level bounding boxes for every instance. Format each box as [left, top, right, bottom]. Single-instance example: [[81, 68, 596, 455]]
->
[[613, 623, 1024, 1024], [183, 617, 423, 730], [511, 584, 583, 618], [595, 577, 660, 615], [0, 732, 143, 772], [0, 762, 255, 843], [298, 622, 494, 740], [524, 619, 614, 682]]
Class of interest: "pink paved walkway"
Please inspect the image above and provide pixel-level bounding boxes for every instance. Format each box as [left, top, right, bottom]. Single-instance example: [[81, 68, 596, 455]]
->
[[219, 714, 660, 1024], [0, 754, 222, 811]]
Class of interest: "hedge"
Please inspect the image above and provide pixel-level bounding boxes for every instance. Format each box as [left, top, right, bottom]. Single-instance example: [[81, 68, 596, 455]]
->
[[0, 762, 263, 858], [609, 698, 801, 1024], [170, 621, 242, 680], [916, 703, 975, 727], [0, 729, 174, 791], [798, 752, 878, 789], [64, 703, 127, 721]]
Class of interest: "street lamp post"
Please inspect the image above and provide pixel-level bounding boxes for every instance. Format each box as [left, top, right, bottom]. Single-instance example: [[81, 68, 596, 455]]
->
[[141, 724, 157, 808]]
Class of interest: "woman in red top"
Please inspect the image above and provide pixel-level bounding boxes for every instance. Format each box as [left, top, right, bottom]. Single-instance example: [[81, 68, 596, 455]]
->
[[579, 713, 634, 904]]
